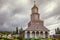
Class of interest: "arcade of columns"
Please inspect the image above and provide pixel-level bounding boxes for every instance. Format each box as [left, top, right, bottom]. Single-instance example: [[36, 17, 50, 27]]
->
[[25, 31, 49, 38]]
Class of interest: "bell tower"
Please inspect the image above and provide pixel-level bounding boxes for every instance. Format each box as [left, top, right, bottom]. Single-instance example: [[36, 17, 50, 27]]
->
[[32, 0, 38, 13], [28, 0, 43, 27], [31, 0, 40, 21]]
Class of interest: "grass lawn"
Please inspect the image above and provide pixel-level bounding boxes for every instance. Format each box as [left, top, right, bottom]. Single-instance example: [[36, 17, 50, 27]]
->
[[0, 38, 60, 40], [0, 38, 19, 40]]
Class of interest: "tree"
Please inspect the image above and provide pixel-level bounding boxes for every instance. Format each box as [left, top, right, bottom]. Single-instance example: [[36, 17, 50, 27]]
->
[[12, 31, 16, 35], [55, 27, 60, 34], [18, 27, 25, 40], [19, 27, 23, 34], [19, 27, 24, 37], [16, 27, 18, 34]]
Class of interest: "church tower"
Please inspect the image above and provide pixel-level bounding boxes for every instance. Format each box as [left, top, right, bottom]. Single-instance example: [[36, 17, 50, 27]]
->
[[31, 1, 39, 21], [25, 0, 49, 38], [28, 1, 43, 27]]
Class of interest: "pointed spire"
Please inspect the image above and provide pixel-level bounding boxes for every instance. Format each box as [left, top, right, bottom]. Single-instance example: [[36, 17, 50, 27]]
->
[[32, 0, 37, 8], [34, 0, 36, 5]]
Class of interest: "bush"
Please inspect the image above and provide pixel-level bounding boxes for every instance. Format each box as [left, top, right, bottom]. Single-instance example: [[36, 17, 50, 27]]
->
[[25, 38, 41, 40], [35, 39, 39, 40], [17, 36, 25, 40], [0, 39, 4, 40], [25, 38, 34, 40]]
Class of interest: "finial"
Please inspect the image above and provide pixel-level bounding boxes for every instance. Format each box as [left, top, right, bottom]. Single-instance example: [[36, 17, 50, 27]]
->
[[32, 0, 37, 8], [34, 0, 36, 5]]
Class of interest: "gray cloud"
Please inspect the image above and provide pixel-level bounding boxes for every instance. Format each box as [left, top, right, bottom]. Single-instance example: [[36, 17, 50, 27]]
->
[[0, 0, 60, 35]]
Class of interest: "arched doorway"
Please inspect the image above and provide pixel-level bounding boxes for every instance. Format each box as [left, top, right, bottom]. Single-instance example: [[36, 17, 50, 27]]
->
[[45, 31, 48, 38], [27, 31, 30, 38], [32, 31, 35, 38], [40, 31, 43, 38], [36, 31, 39, 38]]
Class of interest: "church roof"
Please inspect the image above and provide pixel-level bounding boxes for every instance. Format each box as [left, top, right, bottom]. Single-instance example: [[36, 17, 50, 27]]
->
[[32, 4, 38, 8], [25, 26, 49, 31]]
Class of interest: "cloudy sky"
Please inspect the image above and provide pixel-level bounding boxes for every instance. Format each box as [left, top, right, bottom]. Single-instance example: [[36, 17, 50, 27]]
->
[[0, 0, 60, 35]]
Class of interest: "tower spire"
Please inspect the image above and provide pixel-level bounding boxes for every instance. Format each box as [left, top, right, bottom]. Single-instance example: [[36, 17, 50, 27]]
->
[[33, 0, 37, 8], [32, 0, 38, 14], [34, 0, 36, 5]]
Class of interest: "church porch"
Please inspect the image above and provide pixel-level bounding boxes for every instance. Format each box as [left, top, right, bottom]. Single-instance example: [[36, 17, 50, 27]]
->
[[25, 31, 48, 39]]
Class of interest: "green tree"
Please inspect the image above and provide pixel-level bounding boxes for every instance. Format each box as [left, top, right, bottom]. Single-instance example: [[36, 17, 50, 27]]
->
[[12, 31, 16, 35], [55, 27, 60, 34], [19, 27, 24, 40], [16, 27, 18, 34], [19, 27, 23, 34]]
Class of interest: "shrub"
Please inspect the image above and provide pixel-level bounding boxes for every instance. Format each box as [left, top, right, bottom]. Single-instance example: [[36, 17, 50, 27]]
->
[[17, 36, 25, 40]]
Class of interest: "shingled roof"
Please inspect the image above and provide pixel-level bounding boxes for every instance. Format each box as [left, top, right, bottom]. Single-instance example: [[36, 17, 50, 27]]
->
[[25, 26, 49, 31]]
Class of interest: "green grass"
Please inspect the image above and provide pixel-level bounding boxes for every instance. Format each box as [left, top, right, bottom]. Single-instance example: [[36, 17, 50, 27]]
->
[[0, 38, 60, 40], [0, 38, 19, 40]]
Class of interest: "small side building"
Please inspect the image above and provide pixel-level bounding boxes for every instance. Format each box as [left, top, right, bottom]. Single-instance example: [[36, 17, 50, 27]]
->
[[53, 34, 60, 38]]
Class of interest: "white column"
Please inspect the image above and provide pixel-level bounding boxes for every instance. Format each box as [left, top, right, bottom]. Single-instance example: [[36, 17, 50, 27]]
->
[[35, 31, 37, 38], [25, 31, 27, 38], [30, 31, 32, 38], [43, 31, 45, 38]]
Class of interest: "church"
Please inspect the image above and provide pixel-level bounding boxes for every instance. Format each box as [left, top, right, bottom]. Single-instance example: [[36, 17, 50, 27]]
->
[[24, 1, 49, 38]]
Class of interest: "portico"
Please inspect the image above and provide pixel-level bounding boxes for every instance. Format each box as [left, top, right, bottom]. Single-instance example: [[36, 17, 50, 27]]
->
[[25, 31, 48, 38]]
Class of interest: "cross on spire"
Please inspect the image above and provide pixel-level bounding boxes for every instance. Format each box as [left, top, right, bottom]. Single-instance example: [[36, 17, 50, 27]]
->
[[33, 0, 37, 8], [34, 0, 36, 5]]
